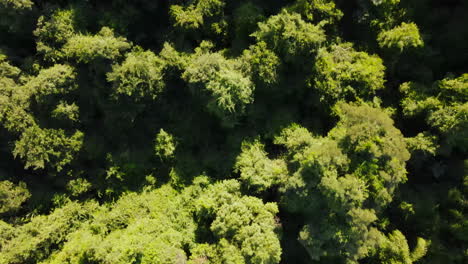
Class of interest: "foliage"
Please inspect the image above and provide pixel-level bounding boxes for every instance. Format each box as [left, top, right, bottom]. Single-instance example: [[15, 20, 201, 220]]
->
[[251, 9, 326, 63], [288, 0, 343, 25], [234, 140, 287, 192], [170, 0, 225, 30], [62, 27, 131, 63], [183, 51, 254, 126], [107, 49, 165, 100], [0, 1, 466, 263], [313, 43, 386, 103], [51, 101, 79, 122], [34, 9, 78, 61], [154, 129, 177, 160], [0, 0, 33, 9], [13, 126, 84, 171], [400, 73, 468, 152], [377, 22, 424, 51], [0, 181, 30, 214], [240, 42, 280, 85]]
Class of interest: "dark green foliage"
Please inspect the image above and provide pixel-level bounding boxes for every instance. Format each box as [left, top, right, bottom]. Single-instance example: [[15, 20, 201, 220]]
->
[[0, 0, 466, 263]]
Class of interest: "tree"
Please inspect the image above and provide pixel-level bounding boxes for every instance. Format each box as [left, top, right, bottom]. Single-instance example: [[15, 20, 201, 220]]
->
[[240, 42, 280, 86], [170, 0, 225, 30], [62, 27, 131, 63], [400, 73, 468, 152], [377, 22, 424, 52], [251, 9, 326, 63], [373, 230, 428, 264], [51, 101, 80, 122], [34, 9, 78, 62], [312, 43, 386, 104], [0, 0, 32, 9], [13, 126, 84, 171], [193, 179, 282, 264], [329, 103, 410, 207], [234, 139, 287, 192], [107, 49, 165, 101], [183, 50, 254, 127], [25, 64, 77, 104], [272, 103, 410, 263], [287, 0, 343, 25], [0, 180, 30, 215], [0, 201, 98, 264], [154, 129, 177, 160]]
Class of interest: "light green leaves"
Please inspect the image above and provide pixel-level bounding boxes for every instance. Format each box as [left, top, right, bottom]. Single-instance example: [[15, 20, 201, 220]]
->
[[170, 0, 225, 30], [400, 74, 468, 152], [0, 181, 30, 214], [377, 22, 424, 51], [154, 129, 177, 160], [63, 27, 131, 63], [183, 51, 254, 126], [234, 140, 287, 192], [13, 126, 84, 171], [251, 10, 325, 62], [313, 43, 386, 103], [375, 230, 428, 264], [107, 50, 165, 100], [34, 9, 77, 61]]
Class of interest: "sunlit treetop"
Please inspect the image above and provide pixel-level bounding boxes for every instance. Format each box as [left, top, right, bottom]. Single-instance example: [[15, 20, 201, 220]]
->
[[107, 49, 165, 101], [13, 126, 84, 171], [288, 0, 343, 25], [34, 9, 78, 61], [251, 9, 326, 63], [183, 50, 254, 127], [62, 27, 131, 63], [0, 0, 33, 9], [313, 43, 386, 104], [170, 0, 225, 30], [377, 22, 424, 52]]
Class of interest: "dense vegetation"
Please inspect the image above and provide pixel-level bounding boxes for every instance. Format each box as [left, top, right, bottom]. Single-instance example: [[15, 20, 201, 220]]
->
[[0, 0, 467, 263]]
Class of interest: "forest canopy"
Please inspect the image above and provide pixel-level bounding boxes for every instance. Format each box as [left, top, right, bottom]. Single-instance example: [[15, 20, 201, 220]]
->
[[0, 0, 467, 263]]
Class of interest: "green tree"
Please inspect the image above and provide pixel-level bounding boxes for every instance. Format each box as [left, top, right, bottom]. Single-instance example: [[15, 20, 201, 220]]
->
[[312, 43, 386, 104], [34, 9, 78, 62], [0, 180, 30, 215], [234, 140, 287, 192], [107, 49, 165, 101], [377, 22, 424, 52], [288, 0, 343, 25], [193, 179, 282, 264], [273, 103, 410, 263], [0, 0, 33, 9], [170, 0, 225, 30], [374, 230, 428, 264], [0, 201, 98, 264], [62, 27, 131, 63], [154, 129, 177, 160], [240, 42, 280, 86], [400, 73, 468, 152], [329, 103, 410, 207], [183, 50, 254, 127], [25, 64, 77, 104], [251, 9, 326, 63], [13, 126, 84, 171]]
